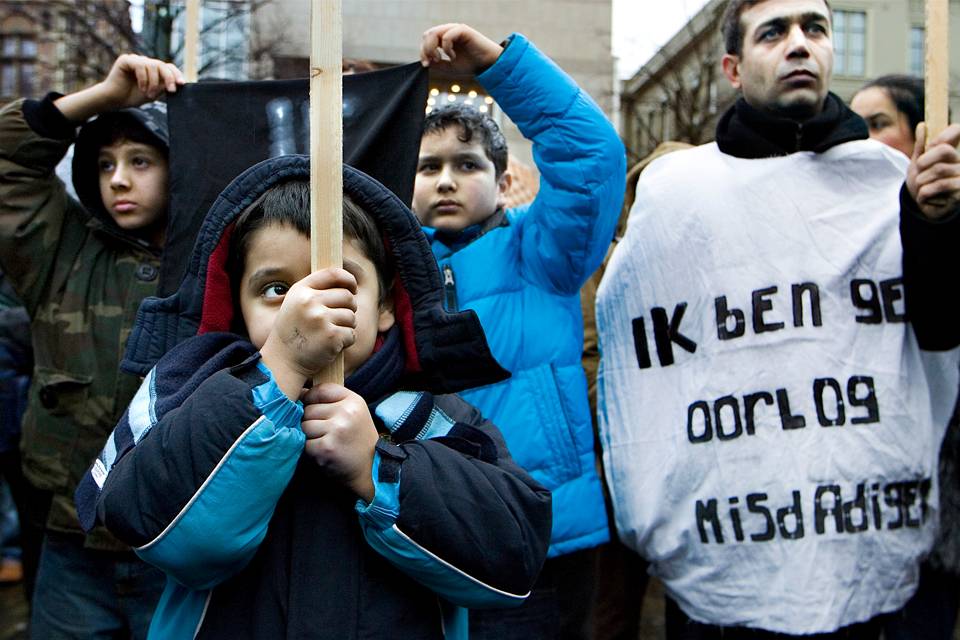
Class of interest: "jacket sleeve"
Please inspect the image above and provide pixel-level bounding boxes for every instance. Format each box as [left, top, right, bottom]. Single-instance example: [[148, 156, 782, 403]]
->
[[478, 34, 626, 296], [900, 186, 960, 350], [0, 96, 77, 313], [96, 359, 305, 590], [355, 393, 552, 609]]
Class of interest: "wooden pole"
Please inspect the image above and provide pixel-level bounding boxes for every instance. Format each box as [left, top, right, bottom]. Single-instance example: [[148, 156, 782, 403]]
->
[[183, 0, 201, 83], [310, 0, 344, 384], [925, 0, 949, 146]]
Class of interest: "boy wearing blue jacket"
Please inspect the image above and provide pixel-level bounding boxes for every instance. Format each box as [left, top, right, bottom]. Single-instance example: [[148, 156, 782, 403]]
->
[[75, 156, 552, 639], [415, 23, 626, 638]]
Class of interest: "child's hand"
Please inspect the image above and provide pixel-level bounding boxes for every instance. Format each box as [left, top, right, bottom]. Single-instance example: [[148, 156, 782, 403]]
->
[[301, 383, 378, 502], [54, 54, 185, 123], [100, 54, 185, 107], [260, 268, 358, 399], [420, 24, 503, 74]]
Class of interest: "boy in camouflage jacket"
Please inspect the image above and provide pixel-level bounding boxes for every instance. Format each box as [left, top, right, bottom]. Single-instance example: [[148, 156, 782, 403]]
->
[[0, 54, 183, 637]]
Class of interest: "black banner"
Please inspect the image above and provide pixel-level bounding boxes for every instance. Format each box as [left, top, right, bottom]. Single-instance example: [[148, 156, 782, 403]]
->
[[160, 63, 428, 296]]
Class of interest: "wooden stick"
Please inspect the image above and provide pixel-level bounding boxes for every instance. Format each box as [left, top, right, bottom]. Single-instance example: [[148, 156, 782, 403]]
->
[[183, 0, 201, 83], [925, 0, 949, 146], [310, 0, 344, 384]]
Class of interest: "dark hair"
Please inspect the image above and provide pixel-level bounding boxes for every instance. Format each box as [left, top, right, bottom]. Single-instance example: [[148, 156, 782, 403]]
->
[[91, 112, 168, 154], [721, 0, 833, 55], [231, 180, 393, 306], [423, 103, 508, 177], [856, 74, 925, 134]]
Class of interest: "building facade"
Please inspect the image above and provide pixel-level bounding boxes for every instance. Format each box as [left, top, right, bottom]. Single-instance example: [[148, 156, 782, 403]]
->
[[0, 0, 135, 105], [621, 0, 960, 161], [254, 0, 616, 166]]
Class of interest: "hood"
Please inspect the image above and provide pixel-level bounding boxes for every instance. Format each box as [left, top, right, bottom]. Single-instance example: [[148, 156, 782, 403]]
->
[[121, 155, 508, 394], [71, 101, 169, 222]]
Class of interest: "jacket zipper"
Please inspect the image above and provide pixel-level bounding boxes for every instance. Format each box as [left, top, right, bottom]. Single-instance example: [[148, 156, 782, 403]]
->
[[442, 263, 458, 311]]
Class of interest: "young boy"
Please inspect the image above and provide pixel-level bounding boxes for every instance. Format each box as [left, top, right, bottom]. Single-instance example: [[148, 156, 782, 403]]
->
[[415, 23, 626, 637], [75, 155, 553, 639], [0, 54, 182, 635]]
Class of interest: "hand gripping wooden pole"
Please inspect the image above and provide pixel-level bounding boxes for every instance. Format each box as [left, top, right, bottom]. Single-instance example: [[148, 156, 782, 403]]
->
[[183, 0, 201, 83], [310, 0, 344, 385], [925, 0, 949, 146]]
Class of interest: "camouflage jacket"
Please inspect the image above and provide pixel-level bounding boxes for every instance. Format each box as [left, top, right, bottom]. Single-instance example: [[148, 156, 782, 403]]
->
[[0, 99, 161, 551]]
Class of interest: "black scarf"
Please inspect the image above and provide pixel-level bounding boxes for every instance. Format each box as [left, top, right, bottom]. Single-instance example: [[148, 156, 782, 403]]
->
[[715, 92, 868, 159], [345, 325, 405, 403]]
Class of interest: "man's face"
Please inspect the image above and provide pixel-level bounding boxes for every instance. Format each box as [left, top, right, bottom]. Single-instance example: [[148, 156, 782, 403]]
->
[[239, 223, 395, 377], [412, 126, 510, 233], [722, 0, 834, 119], [97, 139, 169, 245]]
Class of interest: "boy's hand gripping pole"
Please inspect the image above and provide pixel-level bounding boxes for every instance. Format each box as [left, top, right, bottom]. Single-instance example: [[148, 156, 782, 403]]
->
[[925, 0, 949, 147], [310, 0, 345, 385]]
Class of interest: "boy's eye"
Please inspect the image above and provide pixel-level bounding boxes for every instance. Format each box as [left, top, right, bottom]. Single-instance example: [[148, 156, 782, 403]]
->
[[806, 22, 827, 35], [132, 156, 151, 168], [98, 159, 115, 172], [418, 162, 439, 173], [261, 283, 289, 299], [459, 160, 477, 171]]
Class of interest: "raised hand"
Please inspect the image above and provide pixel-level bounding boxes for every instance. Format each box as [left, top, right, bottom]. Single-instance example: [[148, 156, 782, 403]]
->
[[54, 54, 185, 123], [301, 383, 379, 502], [907, 122, 960, 220], [419, 23, 503, 75]]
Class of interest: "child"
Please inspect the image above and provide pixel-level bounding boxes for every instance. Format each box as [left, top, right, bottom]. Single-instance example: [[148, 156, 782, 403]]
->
[[415, 24, 626, 637], [75, 155, 552, 639], [0, 54, 182, 635]]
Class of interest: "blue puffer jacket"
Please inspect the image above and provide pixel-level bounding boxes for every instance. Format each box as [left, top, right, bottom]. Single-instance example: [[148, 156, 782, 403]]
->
[[424, 34, 626, 557]]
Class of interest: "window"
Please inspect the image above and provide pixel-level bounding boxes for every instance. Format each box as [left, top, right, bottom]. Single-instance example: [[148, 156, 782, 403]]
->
[[910, 27, 925, 77], [0, 32, 37, 99], [833, 10, 866, 77], [171, 0, 250, 80]]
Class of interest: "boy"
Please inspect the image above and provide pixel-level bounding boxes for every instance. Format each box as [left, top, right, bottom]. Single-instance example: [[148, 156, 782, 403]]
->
[[76, 155, 553, 639], [0, 54, 182, 636], [415, 23, 626, 637]]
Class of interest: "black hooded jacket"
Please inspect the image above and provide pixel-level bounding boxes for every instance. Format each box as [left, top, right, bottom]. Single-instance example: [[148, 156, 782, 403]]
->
[[716, 94, 960, 350], [79, 155, 552, 639]]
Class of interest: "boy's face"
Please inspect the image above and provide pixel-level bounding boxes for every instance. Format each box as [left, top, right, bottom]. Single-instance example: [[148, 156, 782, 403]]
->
[[98, 139, 169, 244], [239, 223, 395, 377], [413, 126, 511, 232]]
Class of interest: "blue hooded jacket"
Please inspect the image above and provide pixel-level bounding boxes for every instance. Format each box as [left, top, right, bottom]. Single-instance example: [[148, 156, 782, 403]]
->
[[423, 34, 626, 556]]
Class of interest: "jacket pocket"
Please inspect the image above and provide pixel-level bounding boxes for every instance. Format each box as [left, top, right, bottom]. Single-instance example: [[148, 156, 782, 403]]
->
[[34, 368, 93, 416], [529, 364, 583, 487], [20, 368, 94, 492]]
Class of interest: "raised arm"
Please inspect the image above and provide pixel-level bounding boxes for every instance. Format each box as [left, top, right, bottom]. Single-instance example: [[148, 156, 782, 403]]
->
[[420, 24, 626, 295], [0, 55, 182, 310]]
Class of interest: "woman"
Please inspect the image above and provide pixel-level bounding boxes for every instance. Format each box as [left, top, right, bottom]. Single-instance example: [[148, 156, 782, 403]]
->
[[850, 74, 924, 157]]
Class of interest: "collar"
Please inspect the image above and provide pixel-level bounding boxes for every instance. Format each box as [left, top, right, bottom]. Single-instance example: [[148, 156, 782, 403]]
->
[[429, 207, 510, 255], [84, 214, 162, 257], [715, 92, 868, 159]]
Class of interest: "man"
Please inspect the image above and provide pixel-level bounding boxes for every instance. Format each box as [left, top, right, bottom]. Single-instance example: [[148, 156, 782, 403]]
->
[[597, 1, 960, 637]]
